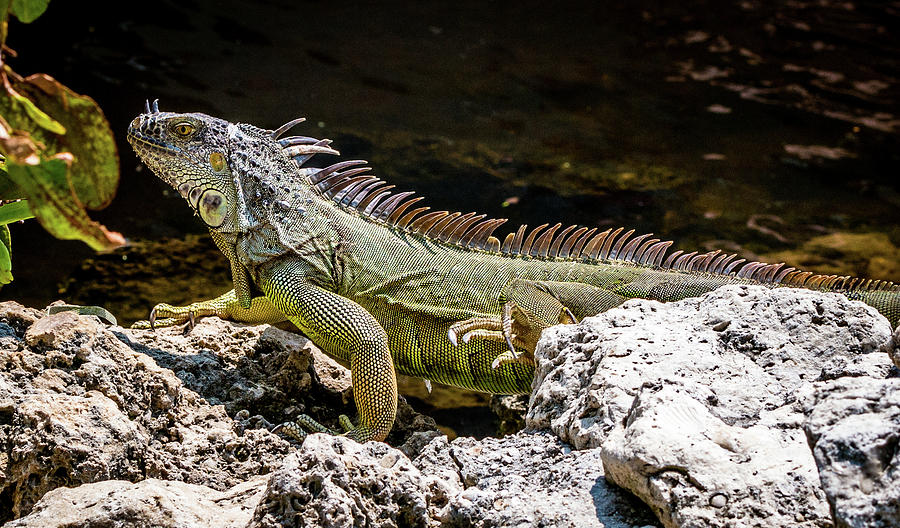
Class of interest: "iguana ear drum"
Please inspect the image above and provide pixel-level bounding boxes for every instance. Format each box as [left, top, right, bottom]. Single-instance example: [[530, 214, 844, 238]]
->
[[198, 189, 229, 227]]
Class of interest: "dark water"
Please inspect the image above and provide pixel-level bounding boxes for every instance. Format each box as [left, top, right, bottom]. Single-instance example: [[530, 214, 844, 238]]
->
[[3, 0, 899, 317]]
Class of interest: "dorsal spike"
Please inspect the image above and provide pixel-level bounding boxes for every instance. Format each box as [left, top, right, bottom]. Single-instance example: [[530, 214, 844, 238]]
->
[[643, 243, 663, 266], [320, 167, 371, 194], [571, 228, 598, 259], [310, 160, 367, 185], [685, 252, 707, 272], [426, 212, 461, 238], [559, 227, 588, 259], [387, 196, 424, 224], [707, 253, 729, 274], [510, 225, 528, 254], [284, 140, 340, 160], [649, 241, 674, 267], [325, 174, 373, 199], [358, 186, 395, 214], [584, 231, 609, 260], [622, 233, 653, 262], [599, 227, 625, 260], [278, 135, 321, 147], [373, 191, 414, 219], [581, 229, 611, 260], [662, 250, 684, 269], [761, 263, 784, 282], [345, 179, 384, 207], [501, 232, 515, 255], [364, 191, 395, 216], [409, 211, 449, 234], [548, 224, 577, 258], [743, 262, 769, 279], [448, 214, 485, 245], [439, 212, 477, 243], [533, 223, 562, 258], [396, 206, 430, 229], [272, 117, 307, 139], [674, 251, 698, 270], [723, 258, 746, 275], [632, 237, 660, 263], [715, 254, 737, 274], [467, 219, 508, 249], [773, 267, 796, 283], [608, 229, 635, 260], [485, 236, 501, 253], [460, 219, 496, 247], [520, 224, 549, 256]]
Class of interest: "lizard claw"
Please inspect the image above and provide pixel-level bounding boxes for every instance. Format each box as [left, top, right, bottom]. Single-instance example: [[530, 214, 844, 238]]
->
[[188, 310, 195, 330], [447, 328, 458, 347], [149, 306, 157, 330]]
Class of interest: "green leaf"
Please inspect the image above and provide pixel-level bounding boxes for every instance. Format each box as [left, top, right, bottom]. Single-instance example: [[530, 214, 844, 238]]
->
[[5, 156, 124, 251], [0, 73, 118, 209], [15, 75, 117, 208], [10, 0, 50, 23], [0, 199, 32, 223], [0, 223, 11, 284], [4, 82, 65, 134]]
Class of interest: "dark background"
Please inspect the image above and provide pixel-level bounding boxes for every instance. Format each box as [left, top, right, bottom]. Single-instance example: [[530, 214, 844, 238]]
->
[[2, 0, 898, 315]]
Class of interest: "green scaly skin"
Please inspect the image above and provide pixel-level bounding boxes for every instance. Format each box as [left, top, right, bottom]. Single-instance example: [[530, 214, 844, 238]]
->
[[127, 103, 900, 442]]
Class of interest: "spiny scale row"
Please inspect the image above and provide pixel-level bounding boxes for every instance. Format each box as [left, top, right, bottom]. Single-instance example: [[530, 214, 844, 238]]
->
[[281, 139, 898, 293]]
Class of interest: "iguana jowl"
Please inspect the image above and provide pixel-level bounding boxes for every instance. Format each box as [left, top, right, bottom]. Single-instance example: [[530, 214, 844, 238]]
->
[[127, 101, 900, 442]]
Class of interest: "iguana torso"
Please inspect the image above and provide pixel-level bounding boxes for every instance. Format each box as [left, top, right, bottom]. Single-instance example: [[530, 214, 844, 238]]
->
[[127, 103, 900, 441]]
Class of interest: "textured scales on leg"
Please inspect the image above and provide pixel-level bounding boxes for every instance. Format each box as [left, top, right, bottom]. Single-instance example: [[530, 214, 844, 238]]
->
[[127, 103, 900, 442]]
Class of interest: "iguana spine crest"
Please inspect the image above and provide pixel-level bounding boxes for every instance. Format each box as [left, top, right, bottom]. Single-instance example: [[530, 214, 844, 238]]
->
[[274, 118, 898, 295]]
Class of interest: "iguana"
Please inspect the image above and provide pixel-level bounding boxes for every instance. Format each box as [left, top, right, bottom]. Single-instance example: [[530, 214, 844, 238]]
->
[[127, 101, 900, 442]]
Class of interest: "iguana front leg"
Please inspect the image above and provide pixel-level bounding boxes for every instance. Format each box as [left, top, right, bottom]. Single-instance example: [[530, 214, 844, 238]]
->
[[260, 265, 397, 443], [131, 289, 287, 329]]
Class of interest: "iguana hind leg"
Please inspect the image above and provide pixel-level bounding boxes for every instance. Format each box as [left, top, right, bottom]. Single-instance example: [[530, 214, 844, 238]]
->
[[131, 289, 287, 329], [449, 278, 626, 367]]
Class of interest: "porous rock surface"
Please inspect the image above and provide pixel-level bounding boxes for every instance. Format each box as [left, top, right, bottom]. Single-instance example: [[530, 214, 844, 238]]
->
[[801, 377, 900, 528], [0, 302, 292, 521], [529, 285, 897, 528], [4, 284, 899, 528]]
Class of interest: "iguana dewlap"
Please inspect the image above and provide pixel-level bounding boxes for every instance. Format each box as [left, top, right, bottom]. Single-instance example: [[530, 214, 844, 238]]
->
[[127, 101, 900, 442]]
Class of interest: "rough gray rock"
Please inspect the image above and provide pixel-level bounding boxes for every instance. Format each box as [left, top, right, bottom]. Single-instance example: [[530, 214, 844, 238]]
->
[[4, 477, 267, 528], [250, 434, 437, 528], [601, 385, 830, 527], [414, 431, 658, 528], [528, 285, 894, 527], [0, 302, 292, 521], [801, 377, 900, 528], [529, 285, 893, 450]]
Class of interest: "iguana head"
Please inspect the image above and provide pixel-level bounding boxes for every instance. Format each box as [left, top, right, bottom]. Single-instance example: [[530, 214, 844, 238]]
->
[[128, 101, 342, 237], [127, 100, 240, 231]]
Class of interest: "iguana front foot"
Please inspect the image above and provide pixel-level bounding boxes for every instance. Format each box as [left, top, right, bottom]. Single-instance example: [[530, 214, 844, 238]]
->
[[131, 290, 288, 329]]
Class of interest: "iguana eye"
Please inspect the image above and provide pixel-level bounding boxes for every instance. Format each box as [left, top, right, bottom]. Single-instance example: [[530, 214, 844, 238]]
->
[[197, 189, 229, 227], [172, 122, 195, 137]]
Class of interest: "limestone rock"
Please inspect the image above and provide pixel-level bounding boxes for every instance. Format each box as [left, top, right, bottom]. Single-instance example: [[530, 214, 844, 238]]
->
[[0, 304, 292, 520], [528, 285, 892, 450], [801, 377, 900, 528], [4, 477, 267, 528], [527, 285, 894, 527], [414, 431, 658, 528], [249, 434, 436, 528], [601, 386, 830, 527]]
